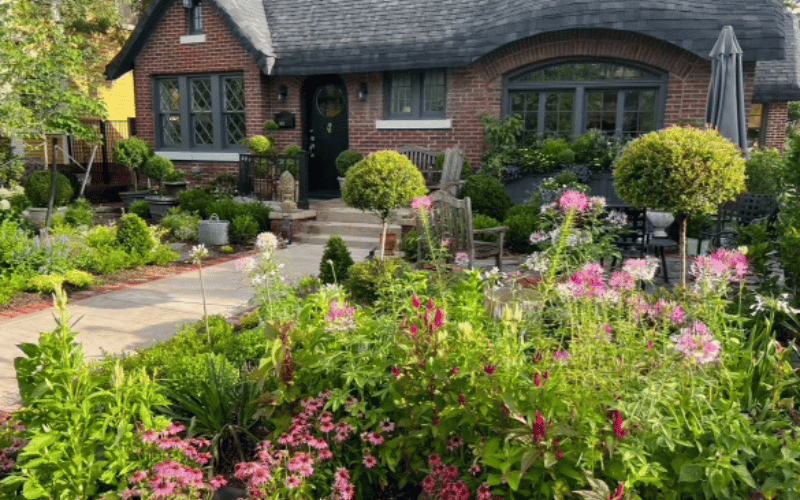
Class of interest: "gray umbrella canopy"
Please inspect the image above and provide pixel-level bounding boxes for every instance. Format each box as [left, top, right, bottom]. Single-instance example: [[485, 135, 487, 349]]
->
[[706, 25, 748, 157]]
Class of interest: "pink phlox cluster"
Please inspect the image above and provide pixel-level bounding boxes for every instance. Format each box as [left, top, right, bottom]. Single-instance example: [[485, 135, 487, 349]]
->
[[673, 321, 721, 364], [622, 257, 659, 282], [327, 301, 356, 332], [691, 249, 748, 287], [422, 461, 470, 500], [412, 196, 433, 211]]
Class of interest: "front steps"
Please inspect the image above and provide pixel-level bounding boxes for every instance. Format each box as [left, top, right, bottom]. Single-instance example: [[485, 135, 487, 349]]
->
[[294, 199, 410, 250]]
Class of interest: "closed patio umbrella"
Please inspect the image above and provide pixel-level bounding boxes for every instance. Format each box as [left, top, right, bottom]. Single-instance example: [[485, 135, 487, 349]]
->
[[706, 25, 748, 157]]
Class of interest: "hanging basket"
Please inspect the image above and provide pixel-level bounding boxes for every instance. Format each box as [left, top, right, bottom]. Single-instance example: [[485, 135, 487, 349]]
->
[[198, 214, 229, 246]]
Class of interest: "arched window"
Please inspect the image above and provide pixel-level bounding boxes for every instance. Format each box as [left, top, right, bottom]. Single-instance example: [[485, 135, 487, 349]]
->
[[503, 60, 667, 139]]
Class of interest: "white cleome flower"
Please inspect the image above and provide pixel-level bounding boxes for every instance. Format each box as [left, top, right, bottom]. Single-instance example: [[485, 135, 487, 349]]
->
[[190, 244, 209, 263], [255, 232, 279, 253]]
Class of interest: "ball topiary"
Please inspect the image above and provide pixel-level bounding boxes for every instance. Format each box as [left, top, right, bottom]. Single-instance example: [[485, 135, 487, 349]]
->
[[342, 150, 427, 259], [319, 235, 354, 284], [24, 170, 74, 208], [335, 149, 364, 177], [247, 135, 274, 156], [113, 137, 152, 191], [115, 213, 155, 256], [462, 174, 513, 221], [614, 125, 746, 284], [142, 155, 176, 184], [503, 204, 541, 253]]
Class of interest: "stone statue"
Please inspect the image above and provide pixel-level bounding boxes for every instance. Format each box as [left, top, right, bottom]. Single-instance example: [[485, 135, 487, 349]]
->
[[279, 170, 297, 211]]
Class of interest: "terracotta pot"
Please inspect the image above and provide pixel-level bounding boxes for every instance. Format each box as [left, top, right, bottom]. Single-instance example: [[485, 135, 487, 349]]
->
[[382, 232, 397, 256]]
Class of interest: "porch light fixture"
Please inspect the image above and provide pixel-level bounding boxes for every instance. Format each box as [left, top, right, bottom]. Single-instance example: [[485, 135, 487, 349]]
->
[[277, 85, 288, 102], [358, 82, 368, 102]]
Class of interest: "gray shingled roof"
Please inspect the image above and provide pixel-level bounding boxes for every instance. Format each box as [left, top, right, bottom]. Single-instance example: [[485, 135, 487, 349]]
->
[[754, 12, 800, 103], [106, 0, 796, 92]]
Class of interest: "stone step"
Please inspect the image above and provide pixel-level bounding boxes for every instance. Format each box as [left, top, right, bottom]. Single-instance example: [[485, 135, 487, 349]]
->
[[292, 233, 382, 250], [302, 220, 401, 239]]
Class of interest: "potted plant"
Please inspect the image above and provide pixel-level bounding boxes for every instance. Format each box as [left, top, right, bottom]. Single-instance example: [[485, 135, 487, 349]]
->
[[143, 154, 179, 220], [113, 137, 152, 210], [614, 126, 746, 285], [163, 169, 188, 197], [341, 150, 426, 259], [335, 149, 363, 191], [23, 170, 74, 228]]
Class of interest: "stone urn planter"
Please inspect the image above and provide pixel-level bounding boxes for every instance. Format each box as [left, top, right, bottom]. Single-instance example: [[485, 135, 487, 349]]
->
[[337, 176, 346, 192], [146, 195, 179, 221], [163, 181, 188, 197], [119, 190, 150, 211], [25, 207, 67, 229], [646, 210, 674, 238]]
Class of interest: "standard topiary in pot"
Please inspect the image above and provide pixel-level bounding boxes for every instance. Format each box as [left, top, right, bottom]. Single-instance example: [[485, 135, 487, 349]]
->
[[142, 155, 176, 193], [24, 170, 74, 208], [113, 137, 152, 192], [341, 150, 427, 259], [613, 125, 746, 285], [319, 235, 354, 285]]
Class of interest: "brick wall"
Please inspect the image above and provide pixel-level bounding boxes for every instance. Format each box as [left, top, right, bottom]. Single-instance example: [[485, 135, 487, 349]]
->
[[763, 102, 789, 150], [134, 8, 762, 182]]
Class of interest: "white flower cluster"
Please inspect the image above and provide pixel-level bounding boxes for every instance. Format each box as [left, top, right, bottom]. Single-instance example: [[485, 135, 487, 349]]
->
[[522, 252, 550, 273], [751, 293, 800, 315]]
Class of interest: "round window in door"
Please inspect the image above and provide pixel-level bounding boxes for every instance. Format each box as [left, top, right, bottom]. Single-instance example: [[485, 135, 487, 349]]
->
[[315, 85, 344, 118]]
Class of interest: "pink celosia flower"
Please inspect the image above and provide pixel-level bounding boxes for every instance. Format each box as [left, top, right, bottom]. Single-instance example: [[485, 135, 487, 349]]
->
[[534, 372, 541, 387], [412, 294, 421, 309], [484, 365, 496, 375], [363, 454, 377, 469], [411, 196, 432, 211], [129, 470, 148, 484], [532, 411, 547, 442], [391, 366, 401, 378], [558, 190, 590, 214], [610, 410, 626, 438]]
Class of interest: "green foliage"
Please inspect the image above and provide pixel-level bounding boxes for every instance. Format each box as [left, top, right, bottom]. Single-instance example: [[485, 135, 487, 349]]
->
[[146, 243, 180, 265], [538, 137, 576, 171], [745, 148, 785, 195], [345, 257, 411, 305], [503, 203, 541, 253], [781, 129, 800, 189], [211, 173, 237, 196], [336, 149, 364, 177], [129, 199, 151, 219], [481, 114, 523, 177], [472, 213, 501, 243], [319, 235, 354, 284], [141, 155, 175, 183], [241, 201, 272, 232], [160, 208, 200, 241], [401, 228, 420, 262], [462, 174, 513, 220], [178, 188, 214, 217], [283, 144, 302, 157], [164, 169, 187, 182], [63, 198, 94, 227], [26, 269, 94, 293], [342, 150, 427, 222], [230, 214, 259, 244], [220, 245, 234, 254], [112, 137, 152, 172], [263, 120, 280, 132], [0, 135, 25, 187], [571, 129, 624, 172], [115, 213, 155, 256], [247, 135, 274, 155], [614, 126, 746, 215], [24, 170, 74, 208]]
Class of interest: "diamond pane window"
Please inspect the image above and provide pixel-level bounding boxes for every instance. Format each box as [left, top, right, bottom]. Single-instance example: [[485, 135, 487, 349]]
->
[[226, 114, 246, 145], [160, 79, 180, 112], [224, 78, 244, 112], [191, 78, 212, 112], [161, 115, 182, 146]]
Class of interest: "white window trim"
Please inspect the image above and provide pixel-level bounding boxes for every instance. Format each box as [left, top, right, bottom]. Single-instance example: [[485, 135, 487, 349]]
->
[[375, 119, 452, 130], [180, 34, 206, 44], [157, 151, 241, 162]]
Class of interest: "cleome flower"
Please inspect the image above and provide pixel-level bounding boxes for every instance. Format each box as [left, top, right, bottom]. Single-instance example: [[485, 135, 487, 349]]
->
[[672, 321, 721, 365]]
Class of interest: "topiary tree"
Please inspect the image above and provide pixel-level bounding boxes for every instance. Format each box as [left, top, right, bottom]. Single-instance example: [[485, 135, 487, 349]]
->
[[319, 235, 354, 284], [342, 150, 427, 259], [335, 149, 364, 178], [112, 137, 152, 191], [115, 213, 155, 256], [141, 155, 176, 195], [24, 170, 73, 207], [613, 126, 746, 285]]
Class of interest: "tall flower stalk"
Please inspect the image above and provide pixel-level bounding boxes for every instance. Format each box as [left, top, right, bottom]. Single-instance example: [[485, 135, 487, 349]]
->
[[191, 244, 210, 343]]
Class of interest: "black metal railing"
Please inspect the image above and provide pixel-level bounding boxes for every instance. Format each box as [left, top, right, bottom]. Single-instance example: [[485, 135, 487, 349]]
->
[[238, 152, 309, 209]]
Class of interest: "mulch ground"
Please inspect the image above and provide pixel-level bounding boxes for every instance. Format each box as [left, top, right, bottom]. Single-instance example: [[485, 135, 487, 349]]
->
[[0, 247, 257, 321]]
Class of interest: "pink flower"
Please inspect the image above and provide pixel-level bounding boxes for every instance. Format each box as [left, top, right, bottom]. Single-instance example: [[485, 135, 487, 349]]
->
[[553, 350, 569, 363], [610, 410, 626, 438], [412, 196, 432, 211], [673, 321, 720, 364], [363, 454, 377, 469], [434, 308, 444, 328], [484, 365, 496, 375], [534, 372, 542, 387], [458, 394, 466, 406], [391, 366, 401, 378], [286, 475, 303, 489], [429, 454, 442, 466], [447, 436, 464, 451], [532, 411, 547, 442], [670, 305, 686, 326], [380, 420, 395, 433], [558, 190, 590, 214], [367, 432, 385, 446], [129, 470, 148, 484], [209, 476, 227, 490], [412, 294, 421, 309], [469, 465, 482, 476], [165, 421, 185, 436], [609, 271, 634, 291], [623, 257, 659, 281]]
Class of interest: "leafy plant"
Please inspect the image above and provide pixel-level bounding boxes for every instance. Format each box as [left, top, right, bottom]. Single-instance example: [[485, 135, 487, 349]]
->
[[129, 199, 151, 219], [401, 228, 420, 262], [178, 188, 214, 217], [141, 155, 175, 189], [24, 170, 74, 208], [336, 149, 364, 177], [319, 235, 354, 284], [503, 203, 541, 253], [247, 135, 274, 156], [745, 148, 785, 195], [614, 126, 746, 284], [115, 213, 155, 256], [342, 150, 427, 259], [160, 208, 200, 241], [345, 257, 412, 305], [230, 214, 259, 244], [112, 137, 152, 191], [63, 198, 94, 227], [473, 213, 501, 243], [462, 174, 513, 221], [26, 269, 94, 293]]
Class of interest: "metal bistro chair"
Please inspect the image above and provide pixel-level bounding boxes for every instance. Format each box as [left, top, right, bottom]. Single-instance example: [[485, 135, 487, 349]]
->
[[712, 193, 779, 249], [610, 206, 648, 269]]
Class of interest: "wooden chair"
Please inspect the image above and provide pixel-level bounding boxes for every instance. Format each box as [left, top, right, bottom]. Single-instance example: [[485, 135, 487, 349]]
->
[[416, 190, 507, 270], [433, 148, 466, 196], [397, 146, 441, 188]]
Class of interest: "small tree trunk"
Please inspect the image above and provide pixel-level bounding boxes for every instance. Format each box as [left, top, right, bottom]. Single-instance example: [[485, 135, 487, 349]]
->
[[45, 138, 58, 230], [680, 217, 687, 288], [380, 220, 388, 261]]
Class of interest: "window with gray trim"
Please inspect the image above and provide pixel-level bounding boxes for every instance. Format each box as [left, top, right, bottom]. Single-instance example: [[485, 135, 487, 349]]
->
[[154, 74, 246, 150], [188, 0, 203, 34], [503, 61, 666, 139], [386, 69, 446, 119]]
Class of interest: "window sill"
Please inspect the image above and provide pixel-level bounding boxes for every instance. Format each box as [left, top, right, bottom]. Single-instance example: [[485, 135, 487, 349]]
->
[[374, 119, 452, 130], [156, 151, 242, 162], [180, 34, 206, 44]]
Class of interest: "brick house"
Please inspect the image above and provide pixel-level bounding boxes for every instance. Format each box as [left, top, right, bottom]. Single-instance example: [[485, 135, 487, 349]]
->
[[105, 0, 800, 196]]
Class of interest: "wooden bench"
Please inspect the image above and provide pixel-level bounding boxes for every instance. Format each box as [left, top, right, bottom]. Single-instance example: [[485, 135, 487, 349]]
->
[[398, 146, 441, 188], [416, 189, 507, 270]]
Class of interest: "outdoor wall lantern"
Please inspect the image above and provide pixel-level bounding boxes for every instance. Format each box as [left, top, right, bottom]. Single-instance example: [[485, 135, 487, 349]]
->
[[277, 85, 288, 102], [358, 82, 368, 102]]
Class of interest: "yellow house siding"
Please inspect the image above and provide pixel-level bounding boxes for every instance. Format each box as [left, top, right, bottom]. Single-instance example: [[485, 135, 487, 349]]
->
[[99, 71, 135, 122]]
